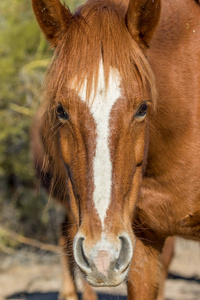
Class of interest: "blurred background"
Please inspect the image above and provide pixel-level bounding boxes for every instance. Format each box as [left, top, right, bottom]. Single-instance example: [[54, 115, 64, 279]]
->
[[0, 0, 83, 249], [0, 2, 84, 298], [0, 1, 200, 300]]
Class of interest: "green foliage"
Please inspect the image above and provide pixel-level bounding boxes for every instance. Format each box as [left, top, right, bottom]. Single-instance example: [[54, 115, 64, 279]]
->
[[0, 0, 83, 246]]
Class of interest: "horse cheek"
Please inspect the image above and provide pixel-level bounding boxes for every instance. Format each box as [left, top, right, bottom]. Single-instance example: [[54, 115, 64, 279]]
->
[[59, 130, 73, 166]]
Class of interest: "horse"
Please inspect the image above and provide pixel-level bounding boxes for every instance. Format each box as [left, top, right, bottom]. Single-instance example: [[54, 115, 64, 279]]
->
[[31, 0, 200, 299]]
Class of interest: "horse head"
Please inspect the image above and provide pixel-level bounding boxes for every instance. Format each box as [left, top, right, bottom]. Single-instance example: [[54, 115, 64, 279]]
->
[[32, 0, 160, 287]]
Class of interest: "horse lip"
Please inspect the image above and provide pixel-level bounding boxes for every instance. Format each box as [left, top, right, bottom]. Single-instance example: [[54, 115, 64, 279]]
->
[[86, 278, 124, 288], [82, 267, 129, 288]]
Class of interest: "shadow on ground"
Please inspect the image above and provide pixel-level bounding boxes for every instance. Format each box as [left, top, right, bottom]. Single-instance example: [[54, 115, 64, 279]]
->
[[168, 272, 200, 284], [6, 274, 200, 300], [6, 292, 127, 300]]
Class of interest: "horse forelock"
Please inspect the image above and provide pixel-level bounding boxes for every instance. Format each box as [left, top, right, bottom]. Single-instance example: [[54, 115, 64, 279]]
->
[[44, 0, 157, 108]]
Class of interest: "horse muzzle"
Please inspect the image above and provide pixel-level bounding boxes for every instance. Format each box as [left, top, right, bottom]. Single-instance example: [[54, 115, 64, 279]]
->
[[73, 233, 134, 286]]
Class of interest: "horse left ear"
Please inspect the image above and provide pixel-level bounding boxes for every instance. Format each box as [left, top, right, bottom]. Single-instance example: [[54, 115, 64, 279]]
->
[[32, 0, 72, 47], [125, 0, 161, 48]]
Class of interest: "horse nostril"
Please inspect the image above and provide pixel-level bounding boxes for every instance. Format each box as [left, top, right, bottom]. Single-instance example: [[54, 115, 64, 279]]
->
[[75, 237, 90, 271], [115, 236, 132, 272], [74, 234, 133, 279]]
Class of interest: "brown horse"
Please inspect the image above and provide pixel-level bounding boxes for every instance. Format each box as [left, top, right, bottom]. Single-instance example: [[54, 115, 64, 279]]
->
[[31, 0, 200, 299]]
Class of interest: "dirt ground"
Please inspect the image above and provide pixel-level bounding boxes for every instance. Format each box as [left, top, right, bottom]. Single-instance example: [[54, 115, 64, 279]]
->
[[0, 237, 200, 300]]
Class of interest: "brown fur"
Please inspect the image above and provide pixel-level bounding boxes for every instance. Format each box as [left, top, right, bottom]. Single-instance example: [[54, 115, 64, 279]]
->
[[31, 0, 200, 299]]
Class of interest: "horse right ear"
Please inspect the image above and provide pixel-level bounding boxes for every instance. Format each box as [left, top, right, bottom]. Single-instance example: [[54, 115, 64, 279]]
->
[[32, 0, 72, 47], [125, 0, 161, 48]]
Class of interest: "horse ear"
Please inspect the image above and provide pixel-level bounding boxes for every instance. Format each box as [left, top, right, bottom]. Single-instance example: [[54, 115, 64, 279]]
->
[[125, 0, 161, 48], [32, 0, 72, 47]]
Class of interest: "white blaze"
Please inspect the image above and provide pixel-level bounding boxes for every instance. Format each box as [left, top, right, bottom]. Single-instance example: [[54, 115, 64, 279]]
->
[[71, 60, 121, 228]]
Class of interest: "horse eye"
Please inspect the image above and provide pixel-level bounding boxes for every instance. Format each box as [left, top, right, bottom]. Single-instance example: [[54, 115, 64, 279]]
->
[[56, 104, 69, 120], [135, 103, 148, 118]]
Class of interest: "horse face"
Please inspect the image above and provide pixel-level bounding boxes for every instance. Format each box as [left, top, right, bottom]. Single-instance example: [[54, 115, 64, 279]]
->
[[32, 0, 160, 287], [56, 61, 150, 286]]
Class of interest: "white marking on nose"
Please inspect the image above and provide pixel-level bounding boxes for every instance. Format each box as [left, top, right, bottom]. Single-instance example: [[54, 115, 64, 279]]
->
[[70, 60, 121, 228], [90, 232, 121, 261], [93, 250, 111, 276]]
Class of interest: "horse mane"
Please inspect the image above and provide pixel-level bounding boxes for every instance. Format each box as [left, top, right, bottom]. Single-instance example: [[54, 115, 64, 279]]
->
[[38, 0, 157, 202]]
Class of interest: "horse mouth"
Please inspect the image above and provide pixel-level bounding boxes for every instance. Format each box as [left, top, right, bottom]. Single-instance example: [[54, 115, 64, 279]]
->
[[81, 266, 129, 288], [86, 278, 125, 288]]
